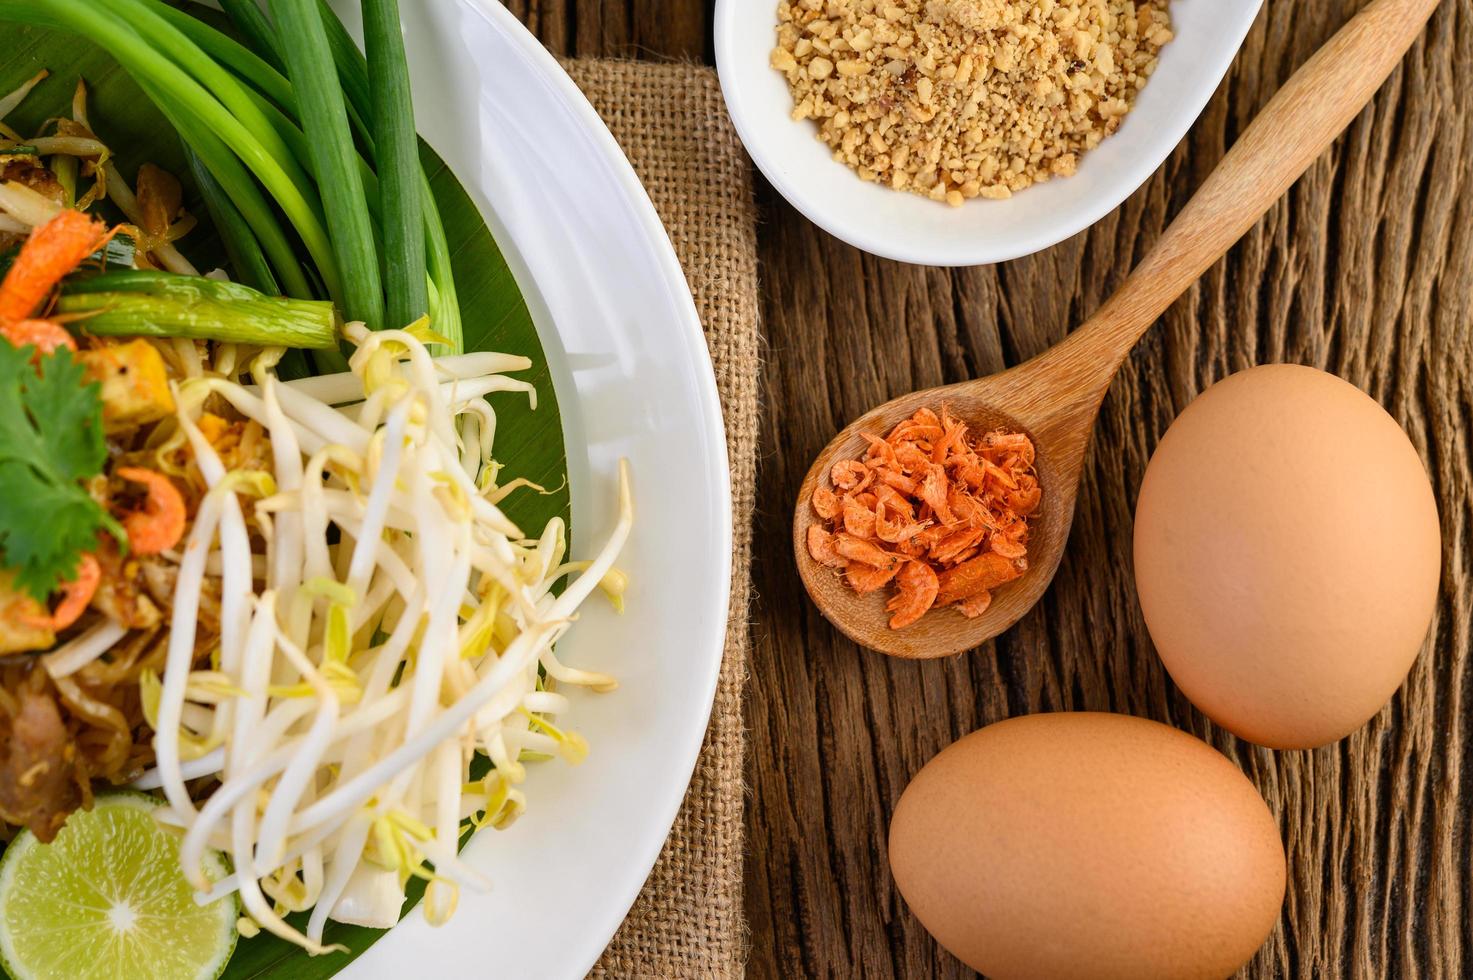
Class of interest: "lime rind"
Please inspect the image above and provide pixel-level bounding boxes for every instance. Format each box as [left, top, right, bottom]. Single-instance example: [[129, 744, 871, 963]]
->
[[0, 792, 238, 980]]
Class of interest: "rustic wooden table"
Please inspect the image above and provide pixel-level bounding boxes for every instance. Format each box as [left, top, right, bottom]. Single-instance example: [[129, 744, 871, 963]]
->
[[507, 2, 1471, 976]]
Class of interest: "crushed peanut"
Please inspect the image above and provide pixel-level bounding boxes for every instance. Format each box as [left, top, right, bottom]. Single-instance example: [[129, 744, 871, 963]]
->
[[771, 0, 1174, 204]]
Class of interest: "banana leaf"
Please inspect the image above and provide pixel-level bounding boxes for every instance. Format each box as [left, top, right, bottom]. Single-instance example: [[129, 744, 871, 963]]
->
[[0, 10, 568, 977]]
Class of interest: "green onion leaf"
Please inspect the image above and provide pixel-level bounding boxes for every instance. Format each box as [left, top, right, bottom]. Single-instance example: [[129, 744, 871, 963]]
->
[[183, 144, 278, 296], [135, 78, 314, 300], [217, 0, 287, 73], [269, 0, 385, 331], [144, 0, 296, 114], [11, 0, 342, 302], [362, 0, 427, 330]]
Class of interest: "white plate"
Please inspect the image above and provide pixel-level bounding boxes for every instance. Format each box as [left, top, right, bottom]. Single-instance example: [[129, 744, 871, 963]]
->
[[715, 0, 1264, 266], [326, 1, 733, 976]]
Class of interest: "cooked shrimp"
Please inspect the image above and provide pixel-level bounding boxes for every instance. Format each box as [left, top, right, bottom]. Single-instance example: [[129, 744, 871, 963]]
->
[[957, 591, 993, 619], [936, 553, 1023, 606], [0, 209, 114, 324], [807, 526, 846, 568], [812, 485, 842, 520], [830, 459, 872, 492], [807, 405, 1039, 629], [1, 318, 75, 354], [887, 561, 939, 629], [21, 554, 99, 632], [989, 527, 1029, 559], [841, 496, 878, 539], [833, 534, 896, 569], [114, 466, 186, 554], [846, 564, 899, 594]]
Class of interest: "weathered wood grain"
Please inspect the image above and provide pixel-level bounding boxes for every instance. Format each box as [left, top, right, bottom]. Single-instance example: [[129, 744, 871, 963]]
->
[[510, 1, 1472, 976], [508, 0, 710, 59]]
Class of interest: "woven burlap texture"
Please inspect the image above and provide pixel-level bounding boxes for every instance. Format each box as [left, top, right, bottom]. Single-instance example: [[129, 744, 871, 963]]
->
[[564, 61, 757, 980]]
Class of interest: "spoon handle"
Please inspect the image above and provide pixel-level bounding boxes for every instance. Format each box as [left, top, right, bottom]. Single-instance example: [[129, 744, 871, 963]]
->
[[1049, 0, 1442, 392]]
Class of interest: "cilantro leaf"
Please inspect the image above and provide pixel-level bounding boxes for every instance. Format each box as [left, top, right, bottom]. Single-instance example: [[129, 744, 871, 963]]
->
[[0, 342, 113, 600]]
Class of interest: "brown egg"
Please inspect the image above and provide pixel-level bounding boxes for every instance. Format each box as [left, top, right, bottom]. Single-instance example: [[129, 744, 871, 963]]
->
[[888, 713, 1285, 980], [1133, 365, 1441, 749]]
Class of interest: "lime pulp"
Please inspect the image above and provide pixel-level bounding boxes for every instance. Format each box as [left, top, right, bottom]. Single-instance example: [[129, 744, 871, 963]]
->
[[0, 792, 237, 980]]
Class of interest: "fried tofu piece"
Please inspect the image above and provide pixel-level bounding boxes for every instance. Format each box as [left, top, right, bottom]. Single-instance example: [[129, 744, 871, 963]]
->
[[0, 571, 54, 655], [79, 339, 175, 432]]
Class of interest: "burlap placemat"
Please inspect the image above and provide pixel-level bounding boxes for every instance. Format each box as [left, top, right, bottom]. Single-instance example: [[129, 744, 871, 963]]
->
[[561, 61, 757, 979]]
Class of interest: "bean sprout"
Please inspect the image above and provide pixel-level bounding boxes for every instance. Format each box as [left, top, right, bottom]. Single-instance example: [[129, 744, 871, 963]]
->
[[41, 620, 128, 679], [143, 325, 629, 946]]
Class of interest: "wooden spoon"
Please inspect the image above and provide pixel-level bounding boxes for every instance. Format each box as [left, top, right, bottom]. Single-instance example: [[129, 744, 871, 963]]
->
[[793, 0, 1443, 659]]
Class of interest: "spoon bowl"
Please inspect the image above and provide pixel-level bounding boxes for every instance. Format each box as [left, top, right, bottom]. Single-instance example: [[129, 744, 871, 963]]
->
[[794, 357, 1096, 658], [793, 0, 1443, 658]]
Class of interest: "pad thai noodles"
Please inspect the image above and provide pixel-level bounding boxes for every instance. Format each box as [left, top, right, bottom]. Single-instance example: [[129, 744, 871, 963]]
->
[[0, 30, 629, 960]]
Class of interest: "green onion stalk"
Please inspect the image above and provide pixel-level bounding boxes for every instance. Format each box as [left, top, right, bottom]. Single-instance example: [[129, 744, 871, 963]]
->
[[60, 270, 340, 349]]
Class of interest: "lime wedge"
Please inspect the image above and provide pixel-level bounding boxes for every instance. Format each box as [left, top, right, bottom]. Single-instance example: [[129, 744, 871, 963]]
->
[[0, 792, 237, 980]]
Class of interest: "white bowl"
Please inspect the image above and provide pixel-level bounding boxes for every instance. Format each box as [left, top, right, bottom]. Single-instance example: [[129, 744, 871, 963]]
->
[[325, 0, 731, 976], [715, 0, 1264, 267]]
